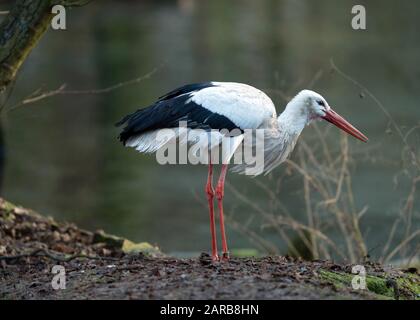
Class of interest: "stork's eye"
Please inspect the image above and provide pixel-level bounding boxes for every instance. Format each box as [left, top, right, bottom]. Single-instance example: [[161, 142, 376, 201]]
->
[[317, 99, 325, 107]]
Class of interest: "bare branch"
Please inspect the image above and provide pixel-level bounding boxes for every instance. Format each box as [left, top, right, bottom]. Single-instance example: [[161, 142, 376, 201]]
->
[[6, 64, 163, 112], [0, 0, 95, 92]]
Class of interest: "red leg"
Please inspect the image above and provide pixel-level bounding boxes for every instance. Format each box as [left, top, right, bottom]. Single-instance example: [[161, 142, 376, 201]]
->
[[216, 164, 229, 260], [206, 162, 219, 261]]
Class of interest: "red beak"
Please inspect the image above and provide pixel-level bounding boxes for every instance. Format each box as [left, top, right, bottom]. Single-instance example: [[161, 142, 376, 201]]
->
[[322, 108, 368, 143]]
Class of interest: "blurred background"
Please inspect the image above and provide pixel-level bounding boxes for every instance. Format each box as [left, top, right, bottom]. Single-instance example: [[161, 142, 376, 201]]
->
[[1, 0, 419, 260]]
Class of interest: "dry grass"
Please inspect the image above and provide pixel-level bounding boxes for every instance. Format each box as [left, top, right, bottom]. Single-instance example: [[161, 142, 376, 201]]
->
[[227, 62, 419, 265], [228, 124, 419, 265]]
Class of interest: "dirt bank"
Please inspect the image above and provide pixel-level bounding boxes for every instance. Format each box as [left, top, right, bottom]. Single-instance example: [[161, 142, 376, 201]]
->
[[0, 199, 418, 300]]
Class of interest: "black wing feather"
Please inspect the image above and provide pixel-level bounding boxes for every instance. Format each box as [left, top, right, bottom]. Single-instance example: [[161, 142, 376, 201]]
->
[[116, 82, 241, 145], [157, 82, 216, 101]]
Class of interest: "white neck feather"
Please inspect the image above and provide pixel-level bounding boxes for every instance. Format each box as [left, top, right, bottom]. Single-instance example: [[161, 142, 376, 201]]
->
[[277, 95, 310, 136], [232, 90, 326, 176]]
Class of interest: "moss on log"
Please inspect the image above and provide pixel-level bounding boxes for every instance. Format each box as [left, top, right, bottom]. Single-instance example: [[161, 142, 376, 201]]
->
[[320, 269, 420, 300], [0, 198, 161, 258]]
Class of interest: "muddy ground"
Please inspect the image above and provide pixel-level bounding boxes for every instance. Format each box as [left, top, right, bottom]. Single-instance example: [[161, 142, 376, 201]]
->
[[0, 199, 418, 300]]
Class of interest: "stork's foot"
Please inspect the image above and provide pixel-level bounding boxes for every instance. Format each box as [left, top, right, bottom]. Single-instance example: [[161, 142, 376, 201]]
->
[[221, 252, 230, 261], [212, 254, 220, 262]]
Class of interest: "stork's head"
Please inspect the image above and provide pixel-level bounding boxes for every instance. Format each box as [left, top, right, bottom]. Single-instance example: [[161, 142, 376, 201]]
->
[[289, 90, 368, 142]]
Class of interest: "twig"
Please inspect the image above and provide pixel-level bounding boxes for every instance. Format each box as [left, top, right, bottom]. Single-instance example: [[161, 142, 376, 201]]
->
[[330, 59, 407, 146], [381, 217, 402, 262], [0, 77, 16, 113], [265, 216, 347, 260], [263, 88, 290, 102], [405, 244, 420, 267], [227, 216, 279, 255], [7, 64, 163, 111], [384, 230, 420, 264], [299, 147, 319, 259], [307, 69, 324, 89]]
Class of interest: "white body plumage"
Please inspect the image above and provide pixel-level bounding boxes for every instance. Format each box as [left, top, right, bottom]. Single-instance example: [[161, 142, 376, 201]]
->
[[116, 81, 368, 260], [117, 82, 365, 176]]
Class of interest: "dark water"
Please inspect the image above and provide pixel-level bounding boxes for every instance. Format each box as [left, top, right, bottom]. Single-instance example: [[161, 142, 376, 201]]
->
[[3, 0, 419, 257]]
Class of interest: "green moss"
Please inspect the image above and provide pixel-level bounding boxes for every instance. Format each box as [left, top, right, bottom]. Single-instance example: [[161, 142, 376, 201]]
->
[[397, 274, 420, 298], [319, 269, 420, 300], [319, 269, 352, 289], [122, 240, 161, 256], [0, 199, 17, 213], [93, 230, 125, 248], [0, 199, 18, 222], [231, 248, 260, 258], [93, 230, 162, 256], [366, 276, 393, 296]]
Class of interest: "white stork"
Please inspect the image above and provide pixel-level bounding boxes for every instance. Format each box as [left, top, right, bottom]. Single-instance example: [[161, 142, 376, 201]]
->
[[116, 82, 368, 261]]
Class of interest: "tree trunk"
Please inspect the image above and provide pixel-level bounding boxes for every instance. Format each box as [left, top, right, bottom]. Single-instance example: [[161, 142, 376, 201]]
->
[[0, 0, 53, 91], [0, 0, 88, 92]]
